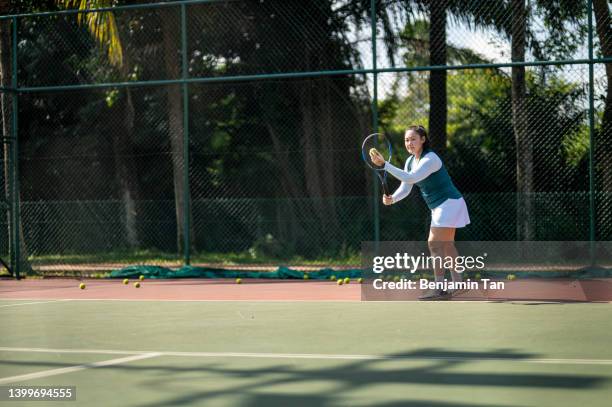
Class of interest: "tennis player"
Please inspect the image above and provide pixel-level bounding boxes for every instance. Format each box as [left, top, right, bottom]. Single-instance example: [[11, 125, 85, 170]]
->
[[370, 125, 470, 300]]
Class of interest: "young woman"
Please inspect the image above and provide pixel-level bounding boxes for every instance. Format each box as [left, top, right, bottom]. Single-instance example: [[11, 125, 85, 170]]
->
[[370, 125, 470, 300]]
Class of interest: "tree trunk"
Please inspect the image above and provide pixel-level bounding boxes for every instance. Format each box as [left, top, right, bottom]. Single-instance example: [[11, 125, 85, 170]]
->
[[512, 0, 534, 240], [318, 79, 340, 234], [161, 11, 192, 254], [593, 0, 612, 239], [300, 82, 328, 251], [300, 83, 323, 201], [265, 122, 304, 252], [428, 0, 447, 155], [112, 84, 140, 248], [320, 80, 336, 199]]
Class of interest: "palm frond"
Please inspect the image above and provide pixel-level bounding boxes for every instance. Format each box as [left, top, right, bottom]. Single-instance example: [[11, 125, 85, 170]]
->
[[57, 0, 123, 67]]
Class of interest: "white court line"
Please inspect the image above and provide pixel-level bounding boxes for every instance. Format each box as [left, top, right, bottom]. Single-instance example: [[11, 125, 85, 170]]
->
[[0, 347, 149, 356], [0, 352, 161, 384], [1, 346, 611, 366], [0, 299, 71, 308]]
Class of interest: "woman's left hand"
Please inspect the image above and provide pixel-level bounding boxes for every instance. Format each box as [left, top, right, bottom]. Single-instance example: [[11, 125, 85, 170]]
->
[[369, 148, 385, 166]]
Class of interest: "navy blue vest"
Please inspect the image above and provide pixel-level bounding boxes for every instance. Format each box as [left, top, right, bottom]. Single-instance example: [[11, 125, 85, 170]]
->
[[407, 151, 462, 209]]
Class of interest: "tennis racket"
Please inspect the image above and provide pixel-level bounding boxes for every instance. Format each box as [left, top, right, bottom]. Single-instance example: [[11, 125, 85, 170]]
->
[[361, 132, 392, 195]]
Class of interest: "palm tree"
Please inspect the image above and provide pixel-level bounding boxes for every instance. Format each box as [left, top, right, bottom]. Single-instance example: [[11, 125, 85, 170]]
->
[[428, 0, 448, 154], [159, 10, 194, 255], [511, 0, 533, 240]]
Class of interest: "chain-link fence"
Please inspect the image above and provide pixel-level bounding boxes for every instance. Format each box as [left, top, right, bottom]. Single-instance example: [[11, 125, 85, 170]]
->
[[0, 0, 610, 276]]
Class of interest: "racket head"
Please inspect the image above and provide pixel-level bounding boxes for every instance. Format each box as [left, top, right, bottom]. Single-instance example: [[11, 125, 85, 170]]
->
[[361, 132, 392, 170]]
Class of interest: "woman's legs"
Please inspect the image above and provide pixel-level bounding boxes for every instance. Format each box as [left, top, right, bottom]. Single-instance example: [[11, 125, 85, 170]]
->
[[428, 227, 458, 283]]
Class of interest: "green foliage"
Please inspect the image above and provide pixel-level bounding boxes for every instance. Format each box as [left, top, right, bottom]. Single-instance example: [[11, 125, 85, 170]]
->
[[380, 66, 588, 194], [562, 127, 590, 168]]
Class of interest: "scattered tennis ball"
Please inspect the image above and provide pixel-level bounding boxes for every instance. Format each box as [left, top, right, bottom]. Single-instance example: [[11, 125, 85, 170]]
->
[[343, 277, 350, 284], [123, 278, 129, 285], [337, 279, 343, 285], [357, 277, 363, 284], [139, 275, 145, 281], [394, 275, 401, 282], [303, 274, 309, 280], [236, 278, 242, 284], [330, 275, 336, 281], [507, 274, 516, 281], [474, 273, 481, 280], [79, 283, 86, 289], [134, 282, 140, 288]]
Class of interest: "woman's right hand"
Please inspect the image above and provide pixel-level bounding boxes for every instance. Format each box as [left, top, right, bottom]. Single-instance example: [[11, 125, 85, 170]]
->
[[382, 194, 393, 205]]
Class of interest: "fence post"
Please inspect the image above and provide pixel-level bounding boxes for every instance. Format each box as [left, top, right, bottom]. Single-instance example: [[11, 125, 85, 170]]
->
[[11, 16, 20, 279], [371, 0, 380, 244], [587, 0, 595, 265], [181, 3, 191, 265]]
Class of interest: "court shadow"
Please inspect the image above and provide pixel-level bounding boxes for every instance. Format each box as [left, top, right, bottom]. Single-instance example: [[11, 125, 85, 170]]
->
[[239, 394, 509, 407], [135, 347, 609, 407], [3, 347, 608, 407]]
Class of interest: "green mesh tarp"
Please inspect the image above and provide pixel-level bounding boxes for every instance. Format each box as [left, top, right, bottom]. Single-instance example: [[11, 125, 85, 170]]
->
[[109, 265, 363, 280]]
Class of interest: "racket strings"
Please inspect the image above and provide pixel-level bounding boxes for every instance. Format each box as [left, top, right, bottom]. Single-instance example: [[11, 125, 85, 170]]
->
[[362, 133, 391, 170]]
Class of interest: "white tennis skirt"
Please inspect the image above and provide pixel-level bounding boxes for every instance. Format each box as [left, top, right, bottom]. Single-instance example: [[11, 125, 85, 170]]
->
[[431, 197, 470, 228]]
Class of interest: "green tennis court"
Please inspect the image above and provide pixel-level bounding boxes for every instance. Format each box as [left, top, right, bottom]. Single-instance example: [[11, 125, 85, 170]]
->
[[1, 299, 611, 406]]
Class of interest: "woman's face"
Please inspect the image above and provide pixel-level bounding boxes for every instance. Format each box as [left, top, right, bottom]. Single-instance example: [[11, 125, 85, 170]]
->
[[405, 130, 425, 155]]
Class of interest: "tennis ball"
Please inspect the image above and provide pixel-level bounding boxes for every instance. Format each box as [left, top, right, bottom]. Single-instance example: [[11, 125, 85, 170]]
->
[[139, 275, 145, 281], [236, 278, 242, 284], [369, 148, 380, 160], [123, 278, 129, 285], [507, 274, 516, 281], [303, 274, 309, 280], [134, 282, 140, 288], [79, 283, 86, 290], [357, 277, 363, 284], [394, 275, 401, 282], [474, 273, 481, 280], [337, 279, 343, 285], [344, 277, 350, 284], [330, 275, 336, 281]]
